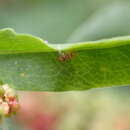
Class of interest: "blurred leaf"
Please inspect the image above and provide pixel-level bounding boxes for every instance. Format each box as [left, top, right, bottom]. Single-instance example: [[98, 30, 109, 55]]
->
[[0, 28, 130, 91], [68, 2, 130, 42], [0, 0, 119, 43]]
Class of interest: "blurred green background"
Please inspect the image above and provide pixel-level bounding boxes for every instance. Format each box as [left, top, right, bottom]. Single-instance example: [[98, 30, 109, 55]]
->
[[1, 0, 130, 130], [1, 0, 130, 43]]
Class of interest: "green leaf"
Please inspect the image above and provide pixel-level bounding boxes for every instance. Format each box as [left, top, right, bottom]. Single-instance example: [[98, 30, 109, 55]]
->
[[0, 28, 54, 54], [0, 28, 130, 91]]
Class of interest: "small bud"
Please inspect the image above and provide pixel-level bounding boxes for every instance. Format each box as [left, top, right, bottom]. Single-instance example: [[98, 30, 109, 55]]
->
[[0, 84, 19, 119], [3, 84, 15, 99], [0, 102, 9, 116], [9, 99, 20, 113]]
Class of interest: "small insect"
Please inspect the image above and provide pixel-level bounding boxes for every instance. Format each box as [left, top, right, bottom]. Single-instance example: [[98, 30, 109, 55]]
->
[[58, 52, 75, 62]]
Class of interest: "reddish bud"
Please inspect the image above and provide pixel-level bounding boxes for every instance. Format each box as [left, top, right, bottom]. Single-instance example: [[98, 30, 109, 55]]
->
[[9, 99, 20, 113]]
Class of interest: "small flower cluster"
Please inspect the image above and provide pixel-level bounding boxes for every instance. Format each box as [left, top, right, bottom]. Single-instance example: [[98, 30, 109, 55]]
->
[[0, 84, 19, 118]]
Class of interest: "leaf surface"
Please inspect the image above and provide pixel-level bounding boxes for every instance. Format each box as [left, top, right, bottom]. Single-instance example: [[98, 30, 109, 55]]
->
[[0, 28, 130, 91]]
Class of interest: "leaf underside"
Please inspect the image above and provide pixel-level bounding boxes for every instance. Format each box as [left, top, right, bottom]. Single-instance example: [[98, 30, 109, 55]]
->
[[0, 28, 130, 91]]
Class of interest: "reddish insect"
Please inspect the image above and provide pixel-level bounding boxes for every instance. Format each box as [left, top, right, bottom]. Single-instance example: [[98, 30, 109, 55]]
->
[[58, 52, 75, 62]]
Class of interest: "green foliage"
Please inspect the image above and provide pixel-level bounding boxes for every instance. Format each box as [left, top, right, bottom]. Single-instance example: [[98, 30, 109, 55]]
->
[[1, 0, 130, 130], [0, 28, 130, 91]]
